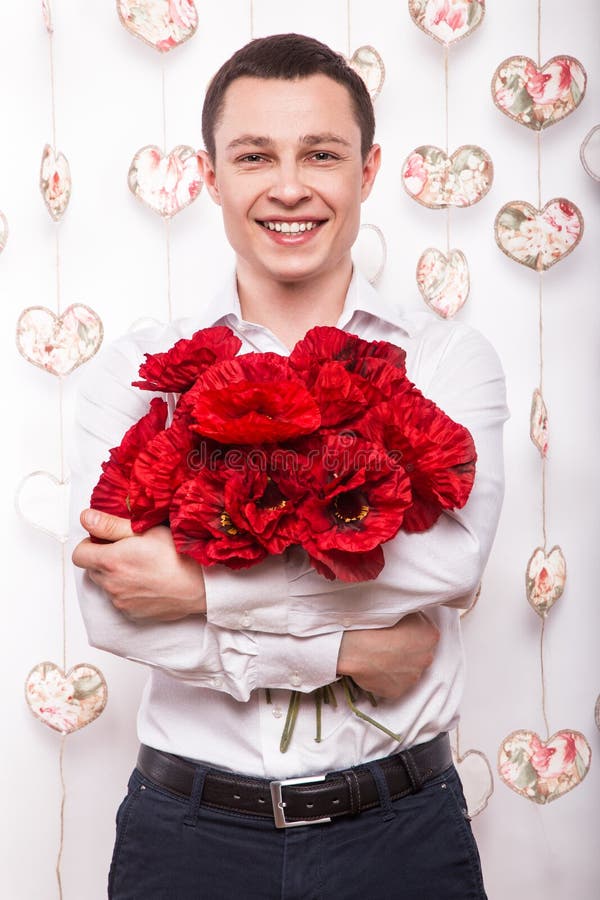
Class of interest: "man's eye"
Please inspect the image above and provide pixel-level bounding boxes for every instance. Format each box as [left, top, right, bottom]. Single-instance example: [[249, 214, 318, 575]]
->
[[239, 154, 265, 163], [312, 152, 336, 161]]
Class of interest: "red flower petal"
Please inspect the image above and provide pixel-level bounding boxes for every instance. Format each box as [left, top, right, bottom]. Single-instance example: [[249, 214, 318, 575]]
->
[[90, 397, 168, 518], [132, 325, 242, 393], [306, 546, 385, 582]]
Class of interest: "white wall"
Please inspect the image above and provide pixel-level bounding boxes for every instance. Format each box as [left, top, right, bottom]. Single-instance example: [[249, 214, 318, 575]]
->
[[2, 1, 599, 897]]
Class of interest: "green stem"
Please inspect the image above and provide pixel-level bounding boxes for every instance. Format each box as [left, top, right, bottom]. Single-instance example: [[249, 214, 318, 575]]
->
[[279, 690, 302, 753], [315, 688, 323, 743], [341, 677, 403, 744]]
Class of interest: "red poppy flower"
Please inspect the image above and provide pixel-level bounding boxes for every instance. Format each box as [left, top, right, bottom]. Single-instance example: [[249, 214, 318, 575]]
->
[[187, 353, 321, 444], [170, 468, 268, 569], [132, 325, 242, 393], [90, 397, 168, 518], [128, 413, 197, 532], [289, 326, 408, 422], [359, 385, 477, 532], [278, 433, 412, 581]]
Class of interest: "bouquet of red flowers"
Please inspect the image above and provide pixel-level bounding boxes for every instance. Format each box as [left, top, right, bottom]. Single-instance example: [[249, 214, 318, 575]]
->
[[91, 324, 476, 583]]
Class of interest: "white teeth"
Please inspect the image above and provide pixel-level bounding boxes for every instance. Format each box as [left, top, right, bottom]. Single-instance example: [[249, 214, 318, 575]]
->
[[262, 221, 320, 233]]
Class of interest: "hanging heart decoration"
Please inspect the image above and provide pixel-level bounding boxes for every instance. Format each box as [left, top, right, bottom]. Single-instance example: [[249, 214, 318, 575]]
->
[[353, 224, 387, 284], [25, 662, 108, 734], [347, 46, 385, 100], [580, 124, 600, 182], [595, 695, 600, 731], [402, 145, 493, 209], [128, 145, 203, 218], [0, 211, 8, 253], [416, 247, 469, 318], [117, 0, 198, 53], [40, 144, 71, 221], [526, 546, 566, 618], [15, 471, 70, 542], [16, 304, 104, 376], [492, 56, 587, 131], [42, 0, 53, 33], [498, 729, 591, 804], [530, 389, 548, 457], [408, 0, 485, 46], [494, 199, 583, 271], [452, 746, 494, 817]]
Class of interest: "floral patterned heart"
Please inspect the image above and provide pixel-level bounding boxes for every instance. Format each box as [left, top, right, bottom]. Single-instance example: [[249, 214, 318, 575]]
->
[[408, 0, 485, 46], [526, 546, 566, 618], [25, 662, 107, 734], [402, 145, 493, 208], [530, 389, 548, 457], [492, 56, 587, 131], [117, 0, 198, 53], [0, 210, 8, 253], [495, 199, 583, 271], [453, 747, 494, 817], [347, 46, 385, 100], [16, 304, 103, 376], [15, 471, 70, 542], [580, 124, 600, 181], [498, 729, 591, 804], [128, 145, 203, 218], [40, 144, 71, 221], [353, 223, 387, 284], [416, 248, 469, 318]]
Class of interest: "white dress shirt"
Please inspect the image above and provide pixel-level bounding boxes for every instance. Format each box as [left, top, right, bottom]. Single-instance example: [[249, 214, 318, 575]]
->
[[69, 269, 508, 780]]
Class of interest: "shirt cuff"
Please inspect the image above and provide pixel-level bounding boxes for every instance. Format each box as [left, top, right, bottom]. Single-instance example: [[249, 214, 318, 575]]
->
[[203, 555, 291, 633], [253, 629, 344, 693]]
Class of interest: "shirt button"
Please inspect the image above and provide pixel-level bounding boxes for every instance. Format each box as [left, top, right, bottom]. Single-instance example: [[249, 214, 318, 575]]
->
[[212, 676, 223, 688], [272, 706, 283, 719], [290, 672, 301, 687], [342, 617, 352, 628], [240, 613, 252, 628]]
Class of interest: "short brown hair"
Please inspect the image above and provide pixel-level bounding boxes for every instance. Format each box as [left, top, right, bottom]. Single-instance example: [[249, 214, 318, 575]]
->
[[202, 33, 375, 161]]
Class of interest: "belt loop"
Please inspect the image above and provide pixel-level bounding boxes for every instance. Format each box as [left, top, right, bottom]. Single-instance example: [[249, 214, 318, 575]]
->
[[399, 748, 424, 794], [364, 762, 396, 822], [342, 769, 362, 816], [183, 765, 209, 827]]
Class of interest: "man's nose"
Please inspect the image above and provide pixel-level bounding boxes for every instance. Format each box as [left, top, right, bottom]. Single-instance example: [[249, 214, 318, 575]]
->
[[267, 161, 312, 206]]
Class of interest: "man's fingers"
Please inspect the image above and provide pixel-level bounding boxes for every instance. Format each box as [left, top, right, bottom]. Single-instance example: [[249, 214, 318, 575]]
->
[[80, 508, 134, 542]]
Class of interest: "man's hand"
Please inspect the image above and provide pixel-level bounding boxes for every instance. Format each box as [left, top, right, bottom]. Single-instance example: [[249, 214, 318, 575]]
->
[[336, 613, 440, 700], [71, 509, 206, 622]]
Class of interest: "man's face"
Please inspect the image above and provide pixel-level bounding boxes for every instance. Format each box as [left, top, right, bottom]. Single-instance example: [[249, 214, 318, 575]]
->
[[200, 74, 380, 287]]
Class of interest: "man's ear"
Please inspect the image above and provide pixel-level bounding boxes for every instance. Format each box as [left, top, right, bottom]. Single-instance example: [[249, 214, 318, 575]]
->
[[360, 144, 382, 203], [197, 150, 222, 206]]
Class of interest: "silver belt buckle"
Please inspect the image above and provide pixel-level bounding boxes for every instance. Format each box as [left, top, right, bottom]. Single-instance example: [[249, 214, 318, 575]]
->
[[269, 774, 332, 828]]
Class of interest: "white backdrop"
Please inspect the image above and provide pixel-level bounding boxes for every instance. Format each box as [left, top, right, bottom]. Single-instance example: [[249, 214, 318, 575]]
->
[[2, 1, 599, 897]]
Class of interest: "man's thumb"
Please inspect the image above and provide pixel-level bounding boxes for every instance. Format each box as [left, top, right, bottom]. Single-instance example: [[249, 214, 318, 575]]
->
[[81, 508, 134, 542]]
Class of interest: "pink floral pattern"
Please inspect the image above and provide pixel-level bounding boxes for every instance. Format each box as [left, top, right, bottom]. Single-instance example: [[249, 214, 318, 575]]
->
[[128, 145, 203, 218], [530, 389, 548, 457], [347, 46, 385, 100], [117, 0, 198, 52], [416, 248, 469, 318], [40, 145, 71, 221], [526, 546, 566, 618], [0, 211, 7, 253], [402, 145, 493, 208], [408, 0, 485, 46], [492, 56, 587, 131], [495, 199, 583, 271], [498, 730, 591, 804], [16, 304, 104, 376], [15, 471, 70, 542], [580, 124, 600, 182], [25, 662, 108, 734]]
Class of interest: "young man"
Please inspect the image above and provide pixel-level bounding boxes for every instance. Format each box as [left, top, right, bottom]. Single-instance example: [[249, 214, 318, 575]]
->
[[71, 33, 507, 899]]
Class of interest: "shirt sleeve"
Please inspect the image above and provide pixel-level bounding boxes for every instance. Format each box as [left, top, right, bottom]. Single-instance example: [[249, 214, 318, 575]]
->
[[203, 324, 509, 637], [69, 336, 342, 702]]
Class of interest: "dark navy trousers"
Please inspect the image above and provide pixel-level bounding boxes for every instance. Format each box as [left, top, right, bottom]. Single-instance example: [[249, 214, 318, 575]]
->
[[108, 762, 488, 899]]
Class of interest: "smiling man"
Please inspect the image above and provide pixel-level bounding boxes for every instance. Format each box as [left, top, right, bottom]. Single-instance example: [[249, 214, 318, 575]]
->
[[71, 33, 507, 899]]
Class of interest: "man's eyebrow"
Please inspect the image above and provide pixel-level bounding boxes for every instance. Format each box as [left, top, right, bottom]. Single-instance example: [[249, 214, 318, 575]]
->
[[225, 133, 352, 151]]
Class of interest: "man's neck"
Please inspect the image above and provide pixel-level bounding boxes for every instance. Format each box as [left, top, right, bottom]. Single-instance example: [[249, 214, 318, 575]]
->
[[236, 258, 354, 350]]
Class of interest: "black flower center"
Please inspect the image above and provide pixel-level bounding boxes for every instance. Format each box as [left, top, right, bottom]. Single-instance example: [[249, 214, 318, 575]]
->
[[332, 491, 369, 524], [219, 512, 240, 535]]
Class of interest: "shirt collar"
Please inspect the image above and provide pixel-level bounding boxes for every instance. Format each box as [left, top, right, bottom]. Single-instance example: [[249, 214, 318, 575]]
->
[[198, 267, 414, 337]]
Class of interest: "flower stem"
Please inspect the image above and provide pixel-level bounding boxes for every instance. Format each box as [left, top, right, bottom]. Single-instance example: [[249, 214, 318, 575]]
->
[[341, 677, 403, 744], [280, 690, 302, 753]]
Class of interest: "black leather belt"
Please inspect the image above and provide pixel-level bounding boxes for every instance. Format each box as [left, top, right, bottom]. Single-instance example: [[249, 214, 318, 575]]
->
[[136, 732, 452, 829]]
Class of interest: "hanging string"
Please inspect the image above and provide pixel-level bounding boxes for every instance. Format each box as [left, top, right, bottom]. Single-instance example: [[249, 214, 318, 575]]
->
[[56, 736, 66, 899], [250, 0, 255, 39], [347, 0, 352, 58], [161, 56, 173, 321], [537, 0, 542, 68], [444, 46, 451, 253], [48, 30, 57, 149], [540, 618, 550, 739]]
